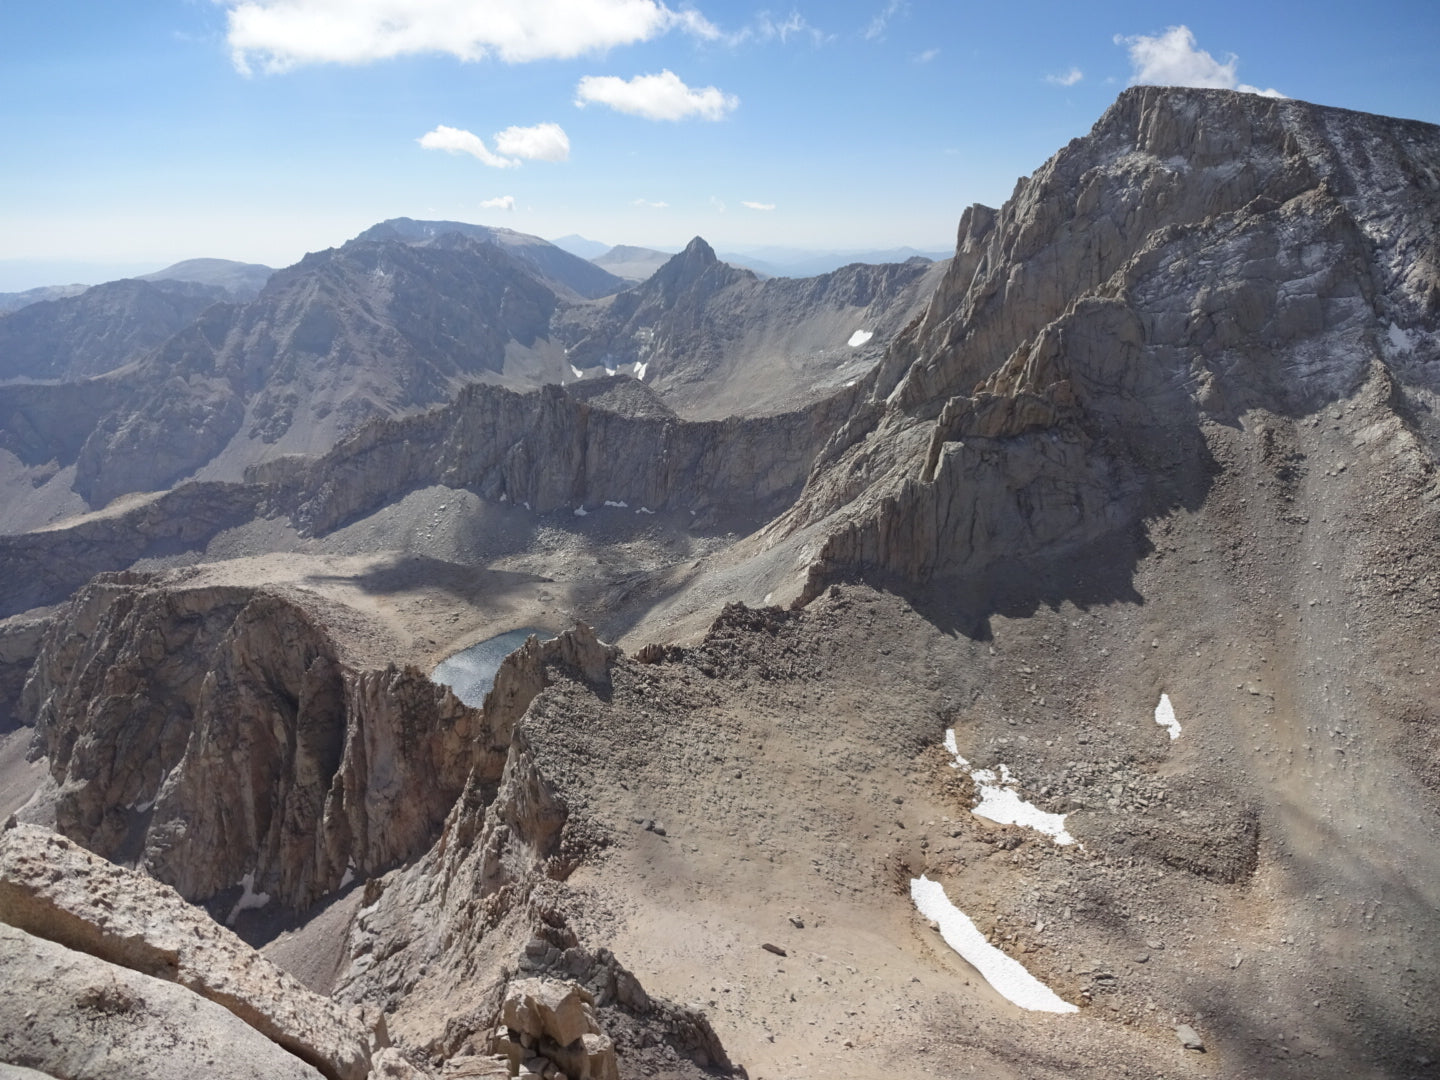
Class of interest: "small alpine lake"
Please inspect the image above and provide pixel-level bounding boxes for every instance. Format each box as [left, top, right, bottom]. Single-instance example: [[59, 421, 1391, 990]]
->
[[430, 626, 553, 707]]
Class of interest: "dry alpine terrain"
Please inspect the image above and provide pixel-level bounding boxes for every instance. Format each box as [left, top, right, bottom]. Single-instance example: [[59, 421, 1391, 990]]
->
[[1, 85, 1438, 1080]]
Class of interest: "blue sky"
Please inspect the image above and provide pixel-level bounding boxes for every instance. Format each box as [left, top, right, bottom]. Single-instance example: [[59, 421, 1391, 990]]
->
[[2, 1, 1437, 288]]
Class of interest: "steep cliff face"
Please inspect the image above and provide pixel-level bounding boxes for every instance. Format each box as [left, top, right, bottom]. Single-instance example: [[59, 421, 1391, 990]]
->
[[22, 575, 495, 911], [560, 237, 946, 418], [786, 87, 1440, 597], [250, 377, 863, 537]]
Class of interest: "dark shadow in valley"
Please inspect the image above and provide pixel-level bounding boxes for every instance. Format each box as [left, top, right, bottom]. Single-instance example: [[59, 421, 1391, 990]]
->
[[303, 554, 549, 603], [904, 524, 1154, 641]]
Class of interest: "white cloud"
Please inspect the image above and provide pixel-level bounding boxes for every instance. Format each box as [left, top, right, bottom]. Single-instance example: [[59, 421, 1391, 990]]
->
[[224, 0, 719, 74], [493, 122, 570, 162], [632, 198, 670, 208], [913, 48, 939, 64], [864, 0, 905, 40], [480, 195, 516, 211], [709, 196, 727, 213], [1116, 26, 1284, 97], [742, 201, 776, 211], [1046, 66, 1083, 87], [575, 70, 738, 121], [417, 125, 518, 168]]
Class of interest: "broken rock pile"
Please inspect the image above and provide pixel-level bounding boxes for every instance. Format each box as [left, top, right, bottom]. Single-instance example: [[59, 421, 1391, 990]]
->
[[489, 979, 617, 1080]]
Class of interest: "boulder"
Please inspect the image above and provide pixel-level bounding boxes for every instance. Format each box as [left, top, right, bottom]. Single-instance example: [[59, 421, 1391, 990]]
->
[[501, 979, 600, 1048], [0, 922, 325, 1080]]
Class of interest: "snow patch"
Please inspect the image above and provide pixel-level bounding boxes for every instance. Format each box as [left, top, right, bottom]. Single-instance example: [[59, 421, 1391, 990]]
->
[[1154, 693, 1181, 740], [1387, 322, 1417, 354], [340, 862, 355, 889], [636, 506, 655, 514], [944, 729, 1073, 845], [225, 872, 271, 926], [911, 875, 1078, 1013], [573, 506, 588, 517], [848, 329, 874, 347], [570, 365, 584, 378], [634, 360, 649, 380], [604, 500, 629, 508]]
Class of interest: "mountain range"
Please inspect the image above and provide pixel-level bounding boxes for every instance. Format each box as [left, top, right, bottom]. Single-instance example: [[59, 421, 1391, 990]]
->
[[1, 86, 1438, 1080]]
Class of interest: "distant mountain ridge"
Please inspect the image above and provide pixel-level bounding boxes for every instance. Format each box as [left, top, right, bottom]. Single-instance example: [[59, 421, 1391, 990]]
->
[[561, 236, 948, 418], [591, 244, 675, 282], [0, 278, 232, 383], [138, 258, 274, 301], [355, 218, 626, 300]]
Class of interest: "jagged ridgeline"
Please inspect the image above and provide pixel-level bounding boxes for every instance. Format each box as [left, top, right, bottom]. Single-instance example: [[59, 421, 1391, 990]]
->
[[772, 86, 1439, 604], [2, 86, 1439, 1080]]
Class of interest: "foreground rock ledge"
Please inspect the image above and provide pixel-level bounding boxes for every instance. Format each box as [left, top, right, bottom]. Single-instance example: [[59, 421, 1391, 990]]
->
[[0, 824, 373, 1080]]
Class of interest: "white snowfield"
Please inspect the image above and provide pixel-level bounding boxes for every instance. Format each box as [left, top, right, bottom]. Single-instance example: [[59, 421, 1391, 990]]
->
[[634, 360, 649, 379], [1154, 693, 1181, 739], [570, 364, 584, 378], [848, 329, 874, 347], [945, 729, 1074, 845], [225, 871, 271, 926], [911, 875, 1078, 1014]]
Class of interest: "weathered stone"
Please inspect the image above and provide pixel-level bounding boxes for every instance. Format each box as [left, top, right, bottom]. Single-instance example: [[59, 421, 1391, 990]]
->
[[1176, 1024, 1206, 1051], [21, 577, 488, 911], [501, 979, 599, 1048], [0, 825, 371, 1080], [0, 923, 326, 1080]]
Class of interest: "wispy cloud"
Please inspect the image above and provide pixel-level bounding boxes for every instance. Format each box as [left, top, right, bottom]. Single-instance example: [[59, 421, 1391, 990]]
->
[[913, 48, 939, 64], [864, 0, 905, 40], [742, 201, 776, 211], [480, 195, 516, 211], [417, 126, 518, 168], [493, 122, 571, 162], [754, 11, 827, 46], [575, 70, 738, 121], [632, 198, 670, 208], [224, 0, 720, 74], [1116, 26, 1284, 97], [709, 196, 727, 213], [1046, 67, 1083, 87]]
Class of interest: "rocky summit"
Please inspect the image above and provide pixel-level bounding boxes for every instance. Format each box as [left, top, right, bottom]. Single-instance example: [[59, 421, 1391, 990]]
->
[[1, 86, 1438, 1080]]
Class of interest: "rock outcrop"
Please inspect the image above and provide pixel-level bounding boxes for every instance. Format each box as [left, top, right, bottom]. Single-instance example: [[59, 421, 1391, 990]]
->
[[330, 628, 731, 1076], [0, 825, 370, 1080], [0, 612, 47, 733], [22, 576, 490, 910], [784, 87, 1440, 599], [491, 978, 618, 1080]]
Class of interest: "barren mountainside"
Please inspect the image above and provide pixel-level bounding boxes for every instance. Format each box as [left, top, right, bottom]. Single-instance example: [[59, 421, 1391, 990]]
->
[[2, 86, 1439, 1080]]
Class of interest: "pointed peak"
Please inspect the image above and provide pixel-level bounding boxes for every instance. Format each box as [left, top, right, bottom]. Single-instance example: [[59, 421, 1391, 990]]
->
[[648, 236, 724, 294], [680, 236, 717, 261]]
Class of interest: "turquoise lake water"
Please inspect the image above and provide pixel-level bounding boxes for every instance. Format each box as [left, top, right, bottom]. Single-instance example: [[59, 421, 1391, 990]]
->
[[430, 627, 552, 706]]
